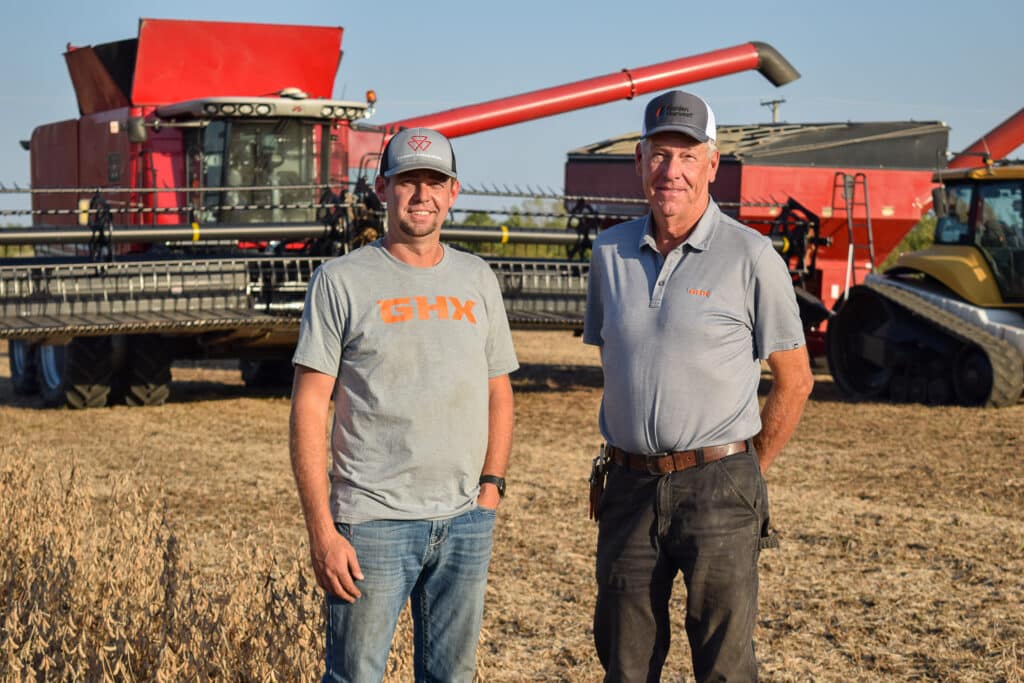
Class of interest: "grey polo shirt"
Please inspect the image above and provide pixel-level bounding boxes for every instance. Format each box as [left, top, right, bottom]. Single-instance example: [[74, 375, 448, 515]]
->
[[583, 200, 805, 454]]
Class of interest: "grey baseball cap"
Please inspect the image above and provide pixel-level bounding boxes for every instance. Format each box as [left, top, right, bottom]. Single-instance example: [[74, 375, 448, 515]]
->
[[641, 91, 717, 143], [380, 127, 458, 179]]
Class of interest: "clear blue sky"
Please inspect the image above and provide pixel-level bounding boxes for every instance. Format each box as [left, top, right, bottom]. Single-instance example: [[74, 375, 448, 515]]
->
[[2, 0, 1022, 222]]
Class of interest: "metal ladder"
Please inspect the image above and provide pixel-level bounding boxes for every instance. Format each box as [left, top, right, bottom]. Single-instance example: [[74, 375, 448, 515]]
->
[[831, 172, 876, 300]]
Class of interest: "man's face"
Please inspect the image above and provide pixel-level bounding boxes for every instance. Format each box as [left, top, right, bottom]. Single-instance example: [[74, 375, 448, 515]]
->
[[635, 132, 719, 223], [375, 169, 460, 239]]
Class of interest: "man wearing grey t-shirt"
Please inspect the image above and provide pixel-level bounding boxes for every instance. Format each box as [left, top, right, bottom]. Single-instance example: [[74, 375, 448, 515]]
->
[[290, 127, 518, 682], [584, 91, 814, 682]]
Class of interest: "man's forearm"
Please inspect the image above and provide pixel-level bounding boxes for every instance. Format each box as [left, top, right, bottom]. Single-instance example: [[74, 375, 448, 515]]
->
[[289, 368, 338, 542], [290, 407, 335, 541], [754, 347, 814, 472]]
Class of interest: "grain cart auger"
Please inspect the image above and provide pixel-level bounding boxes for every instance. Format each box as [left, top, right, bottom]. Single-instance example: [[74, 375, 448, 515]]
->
[[0, 18, 799, 408], [826, 163, 1024, 407]]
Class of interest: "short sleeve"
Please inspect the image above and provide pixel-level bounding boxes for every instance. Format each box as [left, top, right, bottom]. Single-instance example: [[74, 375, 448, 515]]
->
[[481, 268, 519, 377], [748, 244, 806, 360], [292, 265, 346, 376], [582, 248, 604, 347]]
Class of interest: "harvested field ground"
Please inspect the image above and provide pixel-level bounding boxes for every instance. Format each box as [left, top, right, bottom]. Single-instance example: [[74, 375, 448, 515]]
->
[[1, 333, 1022, 681]]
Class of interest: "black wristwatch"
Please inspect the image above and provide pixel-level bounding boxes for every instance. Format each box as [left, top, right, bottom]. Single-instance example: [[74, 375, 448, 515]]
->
[[479, 475, 506, 498]]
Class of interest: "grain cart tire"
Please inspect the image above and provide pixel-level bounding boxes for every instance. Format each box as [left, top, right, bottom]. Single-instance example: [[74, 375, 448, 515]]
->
[[9, 340, 39, 395], [38, 337, 114, 408], [240, 358, 294, 391], [123, 336, 172, 407]]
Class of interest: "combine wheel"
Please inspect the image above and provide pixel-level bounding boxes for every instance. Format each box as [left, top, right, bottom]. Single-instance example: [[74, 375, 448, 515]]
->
[[123, 335, 172, 407], [826, 287, 894, 399], [37, 338, 114, 408], [240, 359, 294, 391], [952, 346, 993, 407], [9, 340, 39, 395]]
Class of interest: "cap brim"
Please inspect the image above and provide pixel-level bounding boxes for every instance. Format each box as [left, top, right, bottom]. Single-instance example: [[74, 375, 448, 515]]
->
[[382, 163, 458, 179]]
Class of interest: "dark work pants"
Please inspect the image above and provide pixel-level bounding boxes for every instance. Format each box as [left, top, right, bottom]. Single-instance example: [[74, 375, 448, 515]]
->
[[594, 450, 772, 683]]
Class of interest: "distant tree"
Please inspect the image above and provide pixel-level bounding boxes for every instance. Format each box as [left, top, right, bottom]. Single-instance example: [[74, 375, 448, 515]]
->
[[879, 214, 936, 271], [461, 210, 496, 227], [502, 198, 566, 229]]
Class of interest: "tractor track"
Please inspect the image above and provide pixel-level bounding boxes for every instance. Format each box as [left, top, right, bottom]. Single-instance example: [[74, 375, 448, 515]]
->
[[864, 277, 1023, 407]]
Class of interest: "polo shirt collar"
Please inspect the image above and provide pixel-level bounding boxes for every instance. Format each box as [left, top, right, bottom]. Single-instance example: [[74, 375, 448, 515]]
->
[[639, 199, 721, 254]]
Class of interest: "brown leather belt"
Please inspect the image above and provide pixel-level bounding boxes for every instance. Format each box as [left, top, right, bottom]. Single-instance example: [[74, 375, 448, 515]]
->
[[606, 440, 750, 475]]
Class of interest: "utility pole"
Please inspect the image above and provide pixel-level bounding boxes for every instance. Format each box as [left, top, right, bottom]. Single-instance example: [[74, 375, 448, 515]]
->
[[760, 98, 785, 123]]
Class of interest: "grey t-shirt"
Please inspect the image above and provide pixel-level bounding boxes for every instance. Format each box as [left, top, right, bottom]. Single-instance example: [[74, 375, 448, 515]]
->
[[293, 241, 519, 524], [583, 201, 805, 454]]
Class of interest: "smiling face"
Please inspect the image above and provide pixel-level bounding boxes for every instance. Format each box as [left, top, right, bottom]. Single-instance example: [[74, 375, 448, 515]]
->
[[375, 168, 460, 242], [635, 131, 719, 235]]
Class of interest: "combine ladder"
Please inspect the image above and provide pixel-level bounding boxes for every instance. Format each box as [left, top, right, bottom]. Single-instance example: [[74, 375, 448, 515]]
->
[[831, 172, 876, 301]]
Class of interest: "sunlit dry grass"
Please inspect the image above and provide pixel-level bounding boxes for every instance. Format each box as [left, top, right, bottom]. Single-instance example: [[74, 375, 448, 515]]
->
[[1, 334, 1023, 681]]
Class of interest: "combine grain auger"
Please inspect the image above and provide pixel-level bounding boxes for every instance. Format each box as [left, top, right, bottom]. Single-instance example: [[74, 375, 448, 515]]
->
[[0, 18, 798, 407]]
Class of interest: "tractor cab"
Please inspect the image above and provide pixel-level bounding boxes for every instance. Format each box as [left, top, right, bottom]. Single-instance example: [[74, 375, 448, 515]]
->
[[932, 165, 1024, 302]]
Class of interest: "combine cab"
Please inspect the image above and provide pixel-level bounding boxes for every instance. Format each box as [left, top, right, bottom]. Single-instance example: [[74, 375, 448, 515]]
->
[[0, 18, 799, 407], [827, 164, 1024, 407]]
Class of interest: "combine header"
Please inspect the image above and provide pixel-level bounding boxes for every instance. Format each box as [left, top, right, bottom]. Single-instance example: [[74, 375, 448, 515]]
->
[[0, 18, 799, 407]]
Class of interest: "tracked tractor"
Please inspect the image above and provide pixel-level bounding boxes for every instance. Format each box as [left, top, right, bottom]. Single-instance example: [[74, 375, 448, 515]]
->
[[826, 163, 1024, 407]]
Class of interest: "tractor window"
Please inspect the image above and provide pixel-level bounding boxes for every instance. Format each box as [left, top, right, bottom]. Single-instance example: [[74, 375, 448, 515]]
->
[[975, 180, 1023, 300], [935, 184, 973, 245], [975, 181, 1023, 248]]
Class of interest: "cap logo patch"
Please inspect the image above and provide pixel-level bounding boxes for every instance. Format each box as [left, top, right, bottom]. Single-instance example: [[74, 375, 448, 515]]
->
[[407, 135, 432, 152], [662, 105, 692, 120]]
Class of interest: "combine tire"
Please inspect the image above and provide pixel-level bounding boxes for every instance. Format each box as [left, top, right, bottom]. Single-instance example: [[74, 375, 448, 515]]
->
[[123, 335, 172, 407], [9, 340, 39, 395], [37, 337, 114, 409]]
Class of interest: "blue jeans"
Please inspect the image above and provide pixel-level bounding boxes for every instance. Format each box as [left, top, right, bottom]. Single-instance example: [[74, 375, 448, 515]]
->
[[323, 507, 496, 683]]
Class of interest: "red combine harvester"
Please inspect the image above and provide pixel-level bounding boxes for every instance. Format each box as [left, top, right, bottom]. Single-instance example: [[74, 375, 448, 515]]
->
[[564, 107, 1024, 368], [0, 18, 799, 408]]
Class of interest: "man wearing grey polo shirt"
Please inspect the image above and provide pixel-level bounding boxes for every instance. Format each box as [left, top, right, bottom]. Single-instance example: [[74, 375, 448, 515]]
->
[[584, 91, 814, 681], [290, 127, 518, 682]]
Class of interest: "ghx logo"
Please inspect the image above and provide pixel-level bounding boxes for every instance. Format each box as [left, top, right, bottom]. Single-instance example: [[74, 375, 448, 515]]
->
[[378, 296, 477, 324], [407, 135, 432, 152]]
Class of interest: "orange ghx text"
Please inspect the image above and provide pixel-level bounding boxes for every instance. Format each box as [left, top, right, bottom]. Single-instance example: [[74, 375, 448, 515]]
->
[[687, 288, 711, 298], [378, 296, 478, 324]]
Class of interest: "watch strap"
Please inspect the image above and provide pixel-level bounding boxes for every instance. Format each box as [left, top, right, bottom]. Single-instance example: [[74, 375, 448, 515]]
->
[[479, 474, 506, 498]]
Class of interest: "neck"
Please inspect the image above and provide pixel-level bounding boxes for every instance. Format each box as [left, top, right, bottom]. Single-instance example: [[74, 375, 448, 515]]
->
[[382, 233, 444, 268], [651, 200, 708, 255]]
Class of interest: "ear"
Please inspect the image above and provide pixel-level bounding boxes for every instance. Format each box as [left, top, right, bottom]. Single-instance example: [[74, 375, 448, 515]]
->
[[374, 174, 386, 198], [707, 148, 720, 183], [449, 179, 461, 204], [634, 142, 644, 177]]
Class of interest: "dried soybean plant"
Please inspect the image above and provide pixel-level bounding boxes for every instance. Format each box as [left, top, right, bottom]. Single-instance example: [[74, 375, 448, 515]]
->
[[0, 442, 323, 680]]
